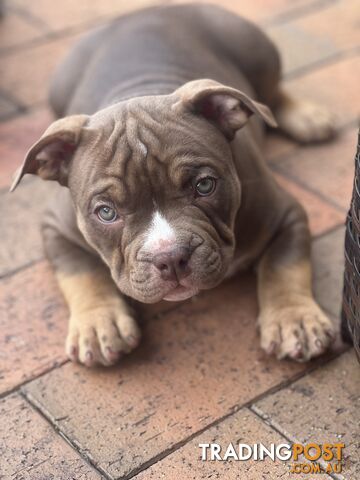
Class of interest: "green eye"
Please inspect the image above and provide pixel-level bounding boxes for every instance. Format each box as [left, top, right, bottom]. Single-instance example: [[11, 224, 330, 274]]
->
[[195, 177, 216, 196], [96, 205, 117, 223]]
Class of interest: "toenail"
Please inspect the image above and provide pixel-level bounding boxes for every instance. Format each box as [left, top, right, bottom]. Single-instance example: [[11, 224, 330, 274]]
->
[[85, 351, 93, 362], [69, 345, 78, 358], [293, 343, 304, 359], [268, 341, 277, 355], [127, 335, 139, 347], [325, 330, 335, 341], [315, 338, 323, 349], [106, 346, 121, 359]]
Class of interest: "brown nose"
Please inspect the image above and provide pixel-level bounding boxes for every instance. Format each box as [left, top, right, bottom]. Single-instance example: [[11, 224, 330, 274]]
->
[[153, 247, 191, 281]]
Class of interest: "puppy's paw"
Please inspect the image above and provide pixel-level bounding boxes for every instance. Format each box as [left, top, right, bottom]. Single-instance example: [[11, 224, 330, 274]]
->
[[259, 300, 335, 362], [66, 306, 141, 367], [275, 97, 336, 143]]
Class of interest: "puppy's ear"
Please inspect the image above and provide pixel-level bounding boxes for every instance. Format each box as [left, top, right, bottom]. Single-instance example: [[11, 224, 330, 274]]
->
[[10, 114, 89, 191], [174, 79, 277, 140]]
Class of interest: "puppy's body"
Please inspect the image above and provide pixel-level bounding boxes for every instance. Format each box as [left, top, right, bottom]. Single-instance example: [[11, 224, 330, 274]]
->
[[51, 4, 277, 117], [14, 4, 336, 366]]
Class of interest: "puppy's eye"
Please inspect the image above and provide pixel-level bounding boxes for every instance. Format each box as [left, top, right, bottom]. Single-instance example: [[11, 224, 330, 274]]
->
[[195, 177, 216, 196], [96, 205, 118, 223]]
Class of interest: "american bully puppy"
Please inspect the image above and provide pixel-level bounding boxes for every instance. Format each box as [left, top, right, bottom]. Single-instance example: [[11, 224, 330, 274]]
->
[[11, 4, 336, 367]]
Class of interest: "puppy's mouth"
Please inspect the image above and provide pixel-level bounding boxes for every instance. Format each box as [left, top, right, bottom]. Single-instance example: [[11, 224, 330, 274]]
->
[[162, 282, 199, 301], [126, 242, 226, 303]]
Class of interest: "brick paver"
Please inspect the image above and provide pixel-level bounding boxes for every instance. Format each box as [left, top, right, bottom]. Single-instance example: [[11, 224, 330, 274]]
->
[[293, 0, 360, 53], [253, 350, 359, 479], [273, 172, 345, 237], [265, 131, 297, 162], [272, 126, 358, 211], [0, 393, 101, 479], [0, 261, 67, 394], [0, 33, 81, 107], [0, 178, 52, 277], [0, 107, 53, 190]]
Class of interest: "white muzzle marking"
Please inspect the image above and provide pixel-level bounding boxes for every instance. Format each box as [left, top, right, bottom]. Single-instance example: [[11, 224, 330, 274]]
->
[[143, 211, 177, 253]]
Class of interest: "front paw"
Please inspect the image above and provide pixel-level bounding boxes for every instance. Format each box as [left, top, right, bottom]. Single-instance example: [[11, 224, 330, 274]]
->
[[259, 300, 336, 362], [66, 306, 141, 367]]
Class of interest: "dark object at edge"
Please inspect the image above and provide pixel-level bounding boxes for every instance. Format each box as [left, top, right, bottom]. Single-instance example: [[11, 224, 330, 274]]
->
[[341, 129, 360, 361]]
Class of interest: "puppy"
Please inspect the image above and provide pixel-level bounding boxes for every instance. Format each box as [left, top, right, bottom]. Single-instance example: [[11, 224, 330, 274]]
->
[[12, 4, 336, 366]]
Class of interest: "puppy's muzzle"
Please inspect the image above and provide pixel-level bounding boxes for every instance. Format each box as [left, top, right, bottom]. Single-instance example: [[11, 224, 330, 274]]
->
[[153, 246, 191, 282]]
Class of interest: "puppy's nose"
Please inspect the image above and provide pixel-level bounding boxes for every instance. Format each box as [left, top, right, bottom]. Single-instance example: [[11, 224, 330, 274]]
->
[[153, 247, 191, 281]]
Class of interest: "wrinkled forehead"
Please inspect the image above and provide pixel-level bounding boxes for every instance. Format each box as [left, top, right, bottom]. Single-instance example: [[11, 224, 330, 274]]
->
[[70, 97, 232, 203]]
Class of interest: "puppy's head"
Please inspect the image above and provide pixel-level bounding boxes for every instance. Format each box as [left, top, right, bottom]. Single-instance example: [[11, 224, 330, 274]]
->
[[12, 79, 275, 303]]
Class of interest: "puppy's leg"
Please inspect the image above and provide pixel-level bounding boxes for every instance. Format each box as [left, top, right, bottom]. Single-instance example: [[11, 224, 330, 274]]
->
[[273, 88, 336, 143], [42, 224, 140, 367], [257, 203, 335, 361]]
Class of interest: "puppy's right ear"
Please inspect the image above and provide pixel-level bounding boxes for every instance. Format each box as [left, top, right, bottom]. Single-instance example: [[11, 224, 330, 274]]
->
[[10, 114, 89, 191]]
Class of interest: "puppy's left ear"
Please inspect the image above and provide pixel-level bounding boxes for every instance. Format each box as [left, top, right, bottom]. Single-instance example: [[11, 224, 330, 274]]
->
[[174, 79, 277, 140], [10, 114, 89, 191]]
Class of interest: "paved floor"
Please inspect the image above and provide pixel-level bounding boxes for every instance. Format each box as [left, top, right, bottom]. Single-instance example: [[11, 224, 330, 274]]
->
[[0, 0, 359, 479]]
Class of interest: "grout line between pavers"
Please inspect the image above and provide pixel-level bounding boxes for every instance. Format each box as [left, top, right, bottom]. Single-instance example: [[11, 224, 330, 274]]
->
[[283, 46, 360, 82], [0, 86, 27, 113], [263, 0, 337, 27], [0, 94, 23, 121], [0, 101, 47, 125], [0, 357, 69, 401], [0, 1, 168, 58], [313, 222, 345, 242], [0, 18, 102, 57], [0, 257, 43, 280], [20, 389, 112, 480], [6, 3, 51, 32], [271, 161, 350, 214], [268, 120, 359, 215], [0, 108, 25, 123], [249, 405, 342, 479]]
